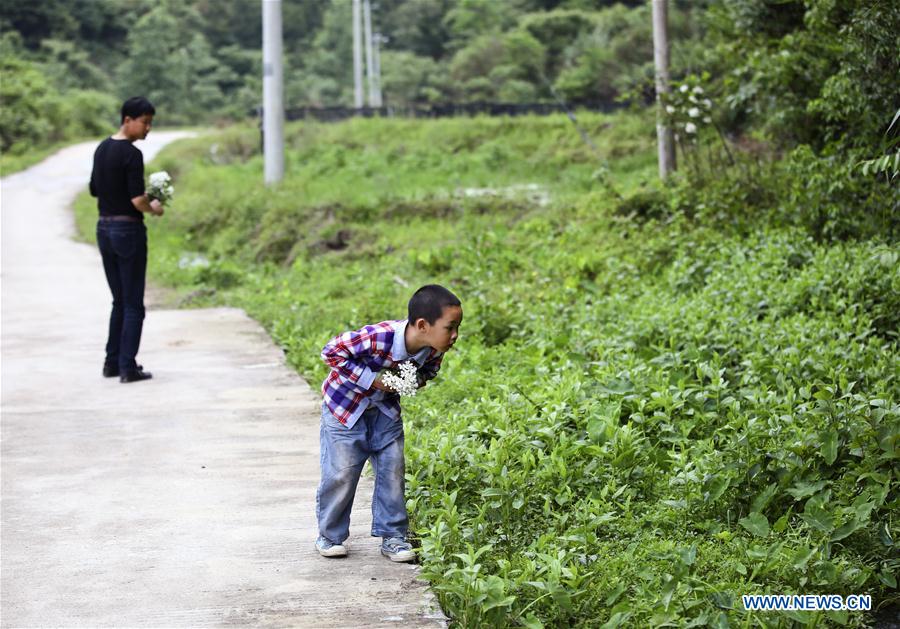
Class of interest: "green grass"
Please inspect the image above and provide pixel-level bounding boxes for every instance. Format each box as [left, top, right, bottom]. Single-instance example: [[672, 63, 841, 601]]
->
[[73, 111, 899, 628]]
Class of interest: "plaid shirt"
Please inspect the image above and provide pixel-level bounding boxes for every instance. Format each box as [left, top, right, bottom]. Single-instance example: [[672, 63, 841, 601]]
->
[[321, 319, 443, 427]]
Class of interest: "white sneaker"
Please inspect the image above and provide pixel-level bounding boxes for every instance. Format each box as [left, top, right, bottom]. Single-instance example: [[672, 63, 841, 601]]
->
[[316, 536, 348, 557], [381, 536, 416, 562]]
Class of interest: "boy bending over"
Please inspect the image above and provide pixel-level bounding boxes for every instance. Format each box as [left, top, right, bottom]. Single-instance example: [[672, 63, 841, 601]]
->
[[316, 284, 462, 562]]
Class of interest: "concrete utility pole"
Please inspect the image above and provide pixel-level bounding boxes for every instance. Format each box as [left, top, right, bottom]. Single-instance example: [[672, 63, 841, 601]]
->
[[262, 0, 284, 184], [363, 0, 381, 108], [373, 33, 383, 108], [353, 0, 364, 108], [652, 0, 675, 178]]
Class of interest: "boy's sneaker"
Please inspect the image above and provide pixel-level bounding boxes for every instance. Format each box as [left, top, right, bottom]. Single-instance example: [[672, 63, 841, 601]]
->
[[381, 536, 416, 563], [316, 536, 348, 558]]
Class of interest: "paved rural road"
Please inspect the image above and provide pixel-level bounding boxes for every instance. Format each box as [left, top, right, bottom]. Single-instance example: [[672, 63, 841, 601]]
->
[[1, 133, 446, 628]]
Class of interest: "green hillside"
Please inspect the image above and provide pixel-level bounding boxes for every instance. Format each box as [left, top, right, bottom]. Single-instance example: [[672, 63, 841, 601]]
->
[[75, 111, 899, 627]]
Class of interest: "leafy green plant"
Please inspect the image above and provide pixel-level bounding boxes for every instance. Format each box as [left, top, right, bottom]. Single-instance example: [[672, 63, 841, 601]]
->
[[857, 109, 900, 182], [72, 111, 899, 627]]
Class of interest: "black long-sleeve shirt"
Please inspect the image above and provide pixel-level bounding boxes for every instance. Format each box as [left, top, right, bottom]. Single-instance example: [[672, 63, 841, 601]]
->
[[89, 138, 145, 219]]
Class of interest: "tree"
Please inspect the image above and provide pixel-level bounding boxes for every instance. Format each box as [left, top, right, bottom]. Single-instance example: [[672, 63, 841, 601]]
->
[[444, 0, 518, 51], [297, 0, 355, 106], [518, 9, 597, 77], [552, 3, 652, 102], [0, 55, 53, 151], [117, 0, 230, 122], [382, 0, 453, 60], [708, 0, 900, 150], [0, 0, 80, 50], [448, 30, 545, 102], [39, 39, 112, 92], [381, 50, 446, 105]]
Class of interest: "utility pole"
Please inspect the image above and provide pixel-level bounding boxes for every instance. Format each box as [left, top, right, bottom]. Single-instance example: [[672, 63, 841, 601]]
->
[[262, 0, 284, 184], [352, 0, 364, 109], [372, 33, 383, 108], [652, 0, 675, 178], [363, 0, 378, 108]]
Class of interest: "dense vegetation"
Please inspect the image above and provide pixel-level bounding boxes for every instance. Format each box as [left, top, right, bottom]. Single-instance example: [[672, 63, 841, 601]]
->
[[4, 0, 898, 166], [1, 0, 695, 158], [21, 0, 900, 624], [74, 103, 898, 625]]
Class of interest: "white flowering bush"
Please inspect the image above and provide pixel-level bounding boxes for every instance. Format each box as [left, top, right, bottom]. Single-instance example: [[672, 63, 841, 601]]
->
[[661, 76, 713, 144], [660, 75, 737, 178], [147, 170, 175, 204], [380, 360, 420, 396]]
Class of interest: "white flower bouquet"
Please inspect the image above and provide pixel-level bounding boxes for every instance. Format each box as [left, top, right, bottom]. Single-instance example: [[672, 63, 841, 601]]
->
[[147, 171, 174, 204], [380, 361, 421, 397]]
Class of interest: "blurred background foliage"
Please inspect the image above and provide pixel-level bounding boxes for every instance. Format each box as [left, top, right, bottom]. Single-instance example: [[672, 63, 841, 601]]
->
[[1, 0, 895, 159]]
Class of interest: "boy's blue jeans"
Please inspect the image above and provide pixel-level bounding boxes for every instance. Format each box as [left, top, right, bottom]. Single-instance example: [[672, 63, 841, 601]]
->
[[316, 402, 408, 544]]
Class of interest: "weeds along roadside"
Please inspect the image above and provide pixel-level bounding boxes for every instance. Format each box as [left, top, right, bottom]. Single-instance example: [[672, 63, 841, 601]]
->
[[73, 113, 899, 627]]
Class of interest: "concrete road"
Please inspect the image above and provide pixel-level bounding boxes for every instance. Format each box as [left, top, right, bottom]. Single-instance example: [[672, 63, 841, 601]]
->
[[1, 133, 446, 628]]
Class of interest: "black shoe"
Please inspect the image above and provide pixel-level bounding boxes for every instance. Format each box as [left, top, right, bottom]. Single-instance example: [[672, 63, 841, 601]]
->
[[103, 363, 143, 378], [120, 368, 152, 383]]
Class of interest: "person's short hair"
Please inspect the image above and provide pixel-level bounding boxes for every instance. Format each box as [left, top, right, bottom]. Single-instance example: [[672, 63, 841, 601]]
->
[[408, 284, 461, 325], [121, 97, 156, 123]]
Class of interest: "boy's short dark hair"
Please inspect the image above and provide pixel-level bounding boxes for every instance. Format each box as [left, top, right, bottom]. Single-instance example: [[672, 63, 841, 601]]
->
[[121, 97, 155, 123], [408, 284, 461, 324]]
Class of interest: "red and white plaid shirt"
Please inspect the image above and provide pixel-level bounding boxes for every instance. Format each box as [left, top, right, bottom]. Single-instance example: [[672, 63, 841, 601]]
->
[[321, 319, 443, 427]]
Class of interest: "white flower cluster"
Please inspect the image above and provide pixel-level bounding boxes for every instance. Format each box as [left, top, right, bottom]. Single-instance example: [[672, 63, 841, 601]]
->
[[147, 170, 175, 204], [380, 361, 419, 396], [664, 80, 714, 141]]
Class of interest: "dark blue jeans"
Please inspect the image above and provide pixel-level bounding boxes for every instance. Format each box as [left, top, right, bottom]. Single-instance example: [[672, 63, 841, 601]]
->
[[96, 220, 147, 371]]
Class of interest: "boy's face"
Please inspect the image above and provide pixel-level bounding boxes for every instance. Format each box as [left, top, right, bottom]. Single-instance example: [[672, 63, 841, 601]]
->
[[418, 305, 462, 353], [123, 114, 153, 141]]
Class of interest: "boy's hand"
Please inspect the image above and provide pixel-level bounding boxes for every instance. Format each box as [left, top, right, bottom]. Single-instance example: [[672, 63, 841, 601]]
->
[[371, 372, 392, 391], [149, 199, 164, 216]]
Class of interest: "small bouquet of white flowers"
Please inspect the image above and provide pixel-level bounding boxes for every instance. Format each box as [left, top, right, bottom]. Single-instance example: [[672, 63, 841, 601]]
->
[[147, 171, 174, 204], [379, 361, 420, 397]]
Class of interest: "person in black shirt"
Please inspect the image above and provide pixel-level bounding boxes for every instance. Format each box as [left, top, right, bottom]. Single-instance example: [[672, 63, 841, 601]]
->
[[89, 97, 164, 383]]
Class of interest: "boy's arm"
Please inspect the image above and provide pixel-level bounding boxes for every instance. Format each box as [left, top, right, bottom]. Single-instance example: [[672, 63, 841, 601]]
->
[[418, 352, 444, 384], [321, 327, 382, 391]]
